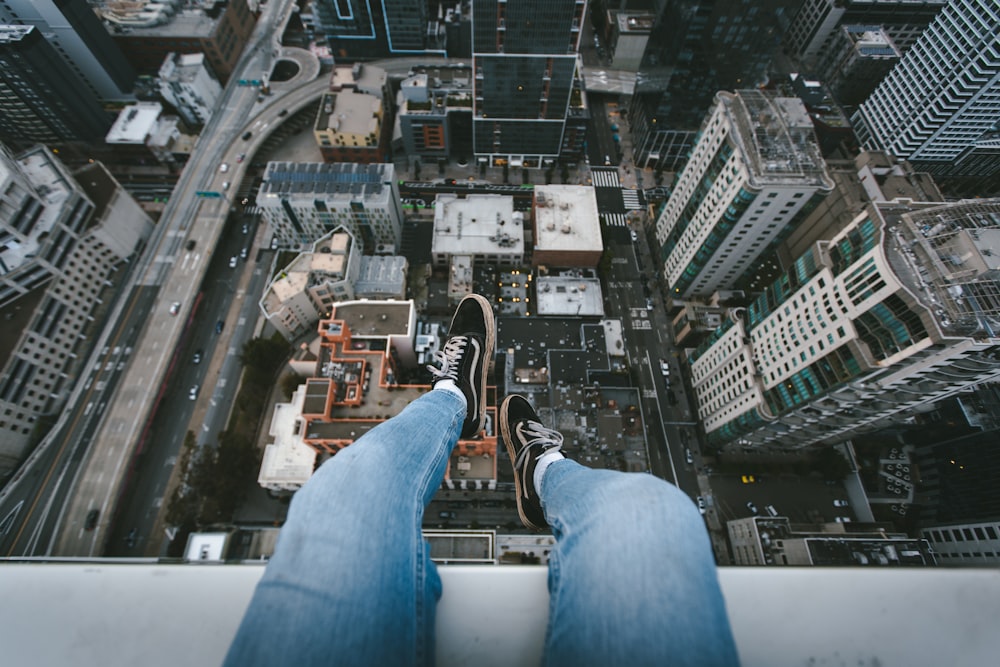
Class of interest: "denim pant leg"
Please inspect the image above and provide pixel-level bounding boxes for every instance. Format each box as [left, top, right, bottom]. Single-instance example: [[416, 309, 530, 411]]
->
[[223, 390, 464, 667], [539, 460, 740, 667]]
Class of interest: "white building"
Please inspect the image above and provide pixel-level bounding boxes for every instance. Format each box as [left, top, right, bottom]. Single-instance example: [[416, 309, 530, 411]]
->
[[158, 53, 222, 128], [655, 90, 833, 299], [0, 150, 152, 469], [258, 384, 317, 493], [689, 199, 1000, 451], [431, 194, 524, 267], [261, 227, 408, 341], [852, 0, 1000, 182], [256, 162, 404, 251]]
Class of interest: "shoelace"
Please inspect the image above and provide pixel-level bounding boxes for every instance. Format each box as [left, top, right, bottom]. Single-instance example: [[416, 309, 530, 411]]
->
[[513, 420, 563, 497], [428, 335, 469, 382]]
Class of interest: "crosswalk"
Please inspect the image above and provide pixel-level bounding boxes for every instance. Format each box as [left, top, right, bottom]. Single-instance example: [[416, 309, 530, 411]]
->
[[591, 168, 621, 188], [601, 213, 628, 227], [622, 189, 643, 210]]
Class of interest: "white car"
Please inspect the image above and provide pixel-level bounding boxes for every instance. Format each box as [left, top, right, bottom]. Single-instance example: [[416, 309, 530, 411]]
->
[[169, 301, 181, 316], [229, 256, 238, 268], [188, 384, 199, 401], [685, 448, 693, 465], [696, 496, 706, 515], [219, 163, 229, 173], [833, 499, 849, 507]]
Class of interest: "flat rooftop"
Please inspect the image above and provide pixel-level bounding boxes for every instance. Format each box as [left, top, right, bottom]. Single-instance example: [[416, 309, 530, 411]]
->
[[259, 162, 394, 200], [316, 91, 381, 137], [107, 103, 163, 144], [534, 274, 604, 316], [432, 194, 523, 258], [533, 186, 602, 253]]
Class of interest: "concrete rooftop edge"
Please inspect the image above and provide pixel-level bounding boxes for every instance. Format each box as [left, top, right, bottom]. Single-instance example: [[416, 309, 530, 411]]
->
[[0, 563, 998, 667]]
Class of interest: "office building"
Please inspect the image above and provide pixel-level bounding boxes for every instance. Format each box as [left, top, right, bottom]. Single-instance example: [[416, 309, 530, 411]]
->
[[432, 194, 525, 267], [472, 0, 587, 166], [0, 148, 152, 470], [158, 53, 223, 128], [728, 516, 934, 566], [395, 65, 475, 163], [688, 199, 1000, 450], [852, 1, 1000, 190], [655, 90, 833, 300], [0, 0, 135, 101], [100, 0, 255, 83], [532, 185, 602, 268], [0, 26, 112, 146], [312, 0, 440, 59], [785, 0, 948, 69], [256, 162, 404, 252], [625, 0, 800, 171], [314, 64, 392, 163], [815, 26, 901, 107]]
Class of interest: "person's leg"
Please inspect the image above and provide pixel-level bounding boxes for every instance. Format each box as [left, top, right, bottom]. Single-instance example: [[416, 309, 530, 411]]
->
[[499, 394, 739, 667], [541, 461, 740, 667], [224, 295, 494, 667], [222, 389, 464, 667]]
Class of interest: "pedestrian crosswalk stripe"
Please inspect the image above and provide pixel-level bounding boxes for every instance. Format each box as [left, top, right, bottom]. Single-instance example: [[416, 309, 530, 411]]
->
[[622, 190, 642, 210], [601, 213, 628, 227], [591, 169, 620, 188]]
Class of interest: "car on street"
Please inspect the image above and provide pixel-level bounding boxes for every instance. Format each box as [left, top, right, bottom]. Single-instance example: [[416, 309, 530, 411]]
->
[[242, 131, 253, 140], [192, 350, 202, 364], [169, 301, 181, 316], [236, 153, 245, 163], [242, 223, 249, 235], [229, 255, 238, 268], [741, 474, 756, 484], [835, 516, 852, 523], [833, 499, 849, 507], [631, 229, 638, 242], [186, 239, 196, 251], [746, 501, 759, 515], [125, 528, 137, 548], [240, 246, 248, 260], [215, 319, 224, 334], [188, 384, 199, 400], [438, 511, 456, 520], [696, 497, 706, 515], [765, 504, 779, 517], [219, 163, 229, 173], [85, 509, 100, 530], [685, 448, 693, 465], [222, 181, 230, 190], [270, 236, 279, 250]]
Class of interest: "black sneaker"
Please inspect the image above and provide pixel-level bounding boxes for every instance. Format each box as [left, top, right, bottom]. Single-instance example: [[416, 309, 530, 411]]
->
[[499, 394, 564, 531], [428, 294, 495, 438]]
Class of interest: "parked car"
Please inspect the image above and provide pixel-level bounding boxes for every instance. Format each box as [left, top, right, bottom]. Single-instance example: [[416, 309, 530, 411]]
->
[[741, 474, 756, 484], [215, 319, 224, 334], [685, 448, 693, 465], [833, 499, 849, 507], [438, 511, 456, 520], [765, 504, 779, 517], [696, 497, 706, 515], [746, 501, 759, 515]]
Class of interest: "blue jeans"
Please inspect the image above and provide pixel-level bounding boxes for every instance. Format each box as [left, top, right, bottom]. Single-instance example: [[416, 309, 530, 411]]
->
[[224, 390, 739, 667]]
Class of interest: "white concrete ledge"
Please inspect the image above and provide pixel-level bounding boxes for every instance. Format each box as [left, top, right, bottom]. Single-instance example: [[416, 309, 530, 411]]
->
[[1, 563, 999, 667]]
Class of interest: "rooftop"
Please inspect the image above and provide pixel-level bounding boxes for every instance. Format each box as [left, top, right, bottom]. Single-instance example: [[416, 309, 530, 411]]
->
[[432, 194, 523, 258], [532, 186, 602, 253], [97, 3, 218, 37], [6, 563, 998, 667], [316, 91, 381, 137], [258, 162, 395, 200], [106, 102, 163, 144], [726, 90, 832, 186], [330, 62, 387, 95]]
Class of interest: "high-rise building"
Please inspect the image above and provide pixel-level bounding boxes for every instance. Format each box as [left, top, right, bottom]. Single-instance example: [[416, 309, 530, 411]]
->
[[655, 90, 833, 300], [0, 26, 112, 146], [852, 1, 1000, 190], [688, 199, 1000, 450], [624, 0, 800, 172], [472, 0, 588, 167], [0, 0, 135, 101], [158, 53, 223, 129], [313, 0, 438, 58], [256, 162, 404, 252], [785, 0, 948, 69], [815, 25, 901, 107], [0, 146, 152, 469]]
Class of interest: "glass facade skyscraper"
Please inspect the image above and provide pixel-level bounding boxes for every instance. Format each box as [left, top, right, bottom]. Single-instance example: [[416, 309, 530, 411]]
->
[[472, 0, 587, 166]]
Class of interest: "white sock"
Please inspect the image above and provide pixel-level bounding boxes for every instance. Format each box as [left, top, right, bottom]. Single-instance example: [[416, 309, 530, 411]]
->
[[434, 379, 466, 406], [533, 450, 565, 493]]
